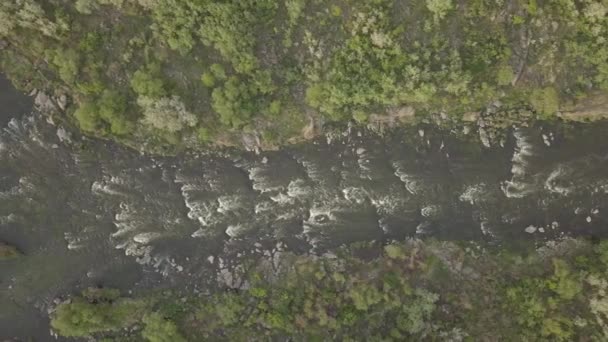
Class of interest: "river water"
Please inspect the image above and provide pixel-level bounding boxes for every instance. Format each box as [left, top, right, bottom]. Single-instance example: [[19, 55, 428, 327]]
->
[[2, 77, 608, 339]]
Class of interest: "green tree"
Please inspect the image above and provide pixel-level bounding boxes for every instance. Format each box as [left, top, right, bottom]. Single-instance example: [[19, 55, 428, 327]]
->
[[426, 0, 453, 20], [98, 90, 133, 135], [210, 63, 227, 80], [529, 87, 559, 117], [74, 101, 101, 132], [51, 296, 146, 337], [211, 77, 256, 128], [201, 72, 215, 88], [75, 0, 99, 14], [49, 49, 80, 84], [547, 259, 582, 301], [131, 64, 166, 98]]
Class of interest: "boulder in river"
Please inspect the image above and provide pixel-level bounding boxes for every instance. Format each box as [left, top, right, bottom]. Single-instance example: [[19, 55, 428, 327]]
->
[[0, 242, 22, 260], [34, 92, 59, 114]]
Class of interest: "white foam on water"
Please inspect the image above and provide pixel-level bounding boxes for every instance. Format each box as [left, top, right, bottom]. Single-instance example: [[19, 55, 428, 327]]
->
[[545, 166, 574, 196], [254, 201, 274, 215], [191, 228, 209, 238], [217, 195, 246, 214], [179, 183, 207, 192], [112, 222, 138, 238], [226, 224, 248, 238], [501, 180, 534, 199], [415, 222, 431, 235], [370, 193, 406, 216], [421, 205, 440, 218], [342, 187, 367, 204], [0, 214, 19, 225], [287, 179, 312, 199], [184, 200, 219, 226], [459, 184, 487, 205], [270, 192, 295, 205], [502, 129, 537, 198], [392, 163, 423, 195], [0, 186, 20, 200], [64, 232, 86, 250], [91, 180, 129, 197], [247, 165, 284, 193], [275, 211, 299, 222], [133, 232, 163, 244], [296, 157, 329, 186], [479, 221, 495, 237]]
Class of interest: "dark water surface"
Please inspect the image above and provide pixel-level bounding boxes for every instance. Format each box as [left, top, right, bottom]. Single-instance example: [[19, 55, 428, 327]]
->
[[0, 74, 32, 126], [1, 79, 608, 340]]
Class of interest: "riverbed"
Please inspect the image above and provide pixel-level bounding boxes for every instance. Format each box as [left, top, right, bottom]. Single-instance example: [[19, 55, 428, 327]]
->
[[2, 78, 608, 340]]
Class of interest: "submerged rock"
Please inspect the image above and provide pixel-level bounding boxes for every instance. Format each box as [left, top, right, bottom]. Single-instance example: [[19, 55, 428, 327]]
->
[[0, 242, 22, 260]]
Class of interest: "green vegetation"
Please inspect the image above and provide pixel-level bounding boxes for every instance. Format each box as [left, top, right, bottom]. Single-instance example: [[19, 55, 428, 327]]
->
[[50, 287, 148, 337], [50, 238, 608, 340], [1, 0, 607, 150], [142, 313, 187, 342]]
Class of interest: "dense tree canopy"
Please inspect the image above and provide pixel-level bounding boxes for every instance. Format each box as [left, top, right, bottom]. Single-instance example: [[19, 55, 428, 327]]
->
[[0, 0, 607, 150], [49, 239, 608, 341]]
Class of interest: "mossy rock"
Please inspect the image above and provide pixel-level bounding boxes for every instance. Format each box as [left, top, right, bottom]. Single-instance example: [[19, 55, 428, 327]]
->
[[0, 242, 22, 260]]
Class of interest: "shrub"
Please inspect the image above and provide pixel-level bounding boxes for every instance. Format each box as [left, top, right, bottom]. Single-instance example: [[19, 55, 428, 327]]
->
[[98, 90, 132, 136], [131, 64, 166, 98], [211, 77, 256, 128], [201, 72, 215, 88], [49, 49, 80, 84], [529, 87, 559, 118], [75, 0, 99, 14], [210, 63, 227, 80], [51, 294, 147, 337], [74, 101, 101, 132], [141, 313, 186, 342], [138, 95, 197, 133], [426, 0, 453, 20], [547, 259, 582, 301]]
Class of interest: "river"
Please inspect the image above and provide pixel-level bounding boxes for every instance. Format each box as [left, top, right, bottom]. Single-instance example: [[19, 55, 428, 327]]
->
[[1, 76, 608, 340]]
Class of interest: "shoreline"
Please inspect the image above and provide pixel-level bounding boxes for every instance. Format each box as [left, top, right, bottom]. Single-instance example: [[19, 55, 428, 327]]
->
[[26, 87, 608, 157]]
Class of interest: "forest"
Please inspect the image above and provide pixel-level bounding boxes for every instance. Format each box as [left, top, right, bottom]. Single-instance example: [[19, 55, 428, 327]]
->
[[49, 239, 608, 341], [1, 0, 607, 150]]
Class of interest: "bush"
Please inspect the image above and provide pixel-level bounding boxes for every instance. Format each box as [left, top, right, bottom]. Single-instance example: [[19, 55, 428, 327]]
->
[[98, 90, 132, 136], [426, 0, 453, 20], [529, 87, 559, 118], [131, 64, 166, 98], [547, 259, 582, 301], [49, 49, 80, 85], [75, 0, 99, 14], [51, 293, 147, 337], [211, 77, 256, 128], [210, 63, 227, 80], [74, 101, 101, 132], [201, 72, 215, 88], [138, 95, 197, 133], [141, 313, 186, 342]]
